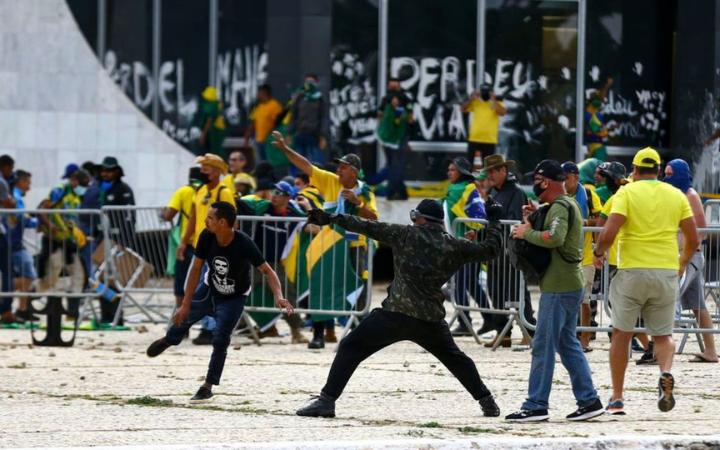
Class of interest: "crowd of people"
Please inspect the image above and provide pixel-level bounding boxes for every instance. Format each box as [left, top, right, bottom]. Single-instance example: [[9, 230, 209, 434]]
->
[[0, 155, 135, 326]]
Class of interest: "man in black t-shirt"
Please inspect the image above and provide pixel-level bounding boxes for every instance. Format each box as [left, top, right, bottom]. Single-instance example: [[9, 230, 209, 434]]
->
[[146, 201, 293, 402]]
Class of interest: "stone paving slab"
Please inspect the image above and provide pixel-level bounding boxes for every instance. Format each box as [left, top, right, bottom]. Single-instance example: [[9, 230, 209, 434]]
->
[[1, 301, 719, 448]]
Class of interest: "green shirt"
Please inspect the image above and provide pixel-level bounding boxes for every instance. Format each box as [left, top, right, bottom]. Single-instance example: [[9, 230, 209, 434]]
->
[[524, 196, 584, 293]]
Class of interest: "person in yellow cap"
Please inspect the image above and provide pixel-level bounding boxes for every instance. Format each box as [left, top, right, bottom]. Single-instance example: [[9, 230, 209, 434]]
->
[[221, 149, 255, 196], [196, 86, 227, 159], [594, 146, 699, 415], [233, 172, 257, 197], [177, 153, 235, 345]]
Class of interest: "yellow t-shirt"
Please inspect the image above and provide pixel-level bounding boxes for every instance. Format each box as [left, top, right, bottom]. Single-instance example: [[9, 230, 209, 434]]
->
[[192, 183, 235, 246], [582, 188, 603, 266], [251, 99, 283, 143], [166, 185, 196, 240], [221, 174, 236, 196], [609, 180, 694, 270], [467, 99, 504, 144], [600, 196, 620, 266]]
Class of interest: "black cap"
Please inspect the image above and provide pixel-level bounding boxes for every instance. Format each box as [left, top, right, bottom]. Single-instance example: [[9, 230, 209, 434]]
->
[[256, 177, 275, 191], [561, 161, 579, 175], [415, 199, 444, 222], [452, 157, 473, 177], [598, 161, 627, 182], [333, 154, 362, 172], [100, 156, 124, 177], [534, 159, 565, 181]]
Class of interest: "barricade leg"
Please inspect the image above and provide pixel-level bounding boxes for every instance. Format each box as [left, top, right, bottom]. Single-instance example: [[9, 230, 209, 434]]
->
[[30, 296, 78, 347]]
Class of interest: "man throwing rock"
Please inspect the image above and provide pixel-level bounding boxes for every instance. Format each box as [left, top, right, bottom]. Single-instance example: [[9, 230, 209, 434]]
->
[[296, 198, 505, 418]]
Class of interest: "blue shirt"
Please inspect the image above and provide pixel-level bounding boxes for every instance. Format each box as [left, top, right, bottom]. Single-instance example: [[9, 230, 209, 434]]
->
[[11, 187, 38, 251]]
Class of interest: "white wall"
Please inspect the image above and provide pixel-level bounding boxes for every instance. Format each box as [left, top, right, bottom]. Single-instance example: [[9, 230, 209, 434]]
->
[[0, 0, 195, 207]]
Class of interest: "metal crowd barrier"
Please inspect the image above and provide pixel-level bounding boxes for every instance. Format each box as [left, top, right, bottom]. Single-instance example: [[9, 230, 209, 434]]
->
[[97, 207, 374, 337], [0, 208, 115, 345], [450, 218, 720, 349]]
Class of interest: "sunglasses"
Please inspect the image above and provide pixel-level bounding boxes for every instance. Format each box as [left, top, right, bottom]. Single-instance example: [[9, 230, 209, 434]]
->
[[272, 189, 289, 197]]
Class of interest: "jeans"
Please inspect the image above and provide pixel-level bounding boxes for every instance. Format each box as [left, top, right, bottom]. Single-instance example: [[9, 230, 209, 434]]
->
[[454, 262, 486, 323], [193, 264, 216, 332], [293, 134, 324, 171], [321, 308, 492, 400], [165, 290, 246, 385], [370, 145, 408, 198], [522, 289, 598, 411], [0, 235, 13, 313]]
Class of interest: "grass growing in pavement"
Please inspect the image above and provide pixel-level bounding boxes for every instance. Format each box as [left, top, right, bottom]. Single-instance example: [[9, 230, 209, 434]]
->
[[458, 426, 499, 434], [418, 422, 442, 428], [126, 396, 174, 407]]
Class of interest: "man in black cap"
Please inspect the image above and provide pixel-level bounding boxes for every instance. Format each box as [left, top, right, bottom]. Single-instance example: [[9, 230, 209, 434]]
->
[[99, 156, 135, 325], [296, 198, 505, 419], [505, 160, 602, 422]]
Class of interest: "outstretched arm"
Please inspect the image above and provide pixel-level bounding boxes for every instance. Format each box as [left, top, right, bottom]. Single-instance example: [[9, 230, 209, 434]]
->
[[457, 222, 503, 263], [271, 131, 313, 176], [308, 210, 406, 246]]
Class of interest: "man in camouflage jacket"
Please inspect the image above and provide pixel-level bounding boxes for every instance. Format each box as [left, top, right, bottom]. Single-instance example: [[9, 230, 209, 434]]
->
[[296, 198, 505, 419]]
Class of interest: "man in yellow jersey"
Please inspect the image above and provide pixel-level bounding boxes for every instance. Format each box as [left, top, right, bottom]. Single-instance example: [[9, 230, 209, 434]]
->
[[462, 84, 506, 169], [163, 167, 203, 308], [594, 147, 698, 415], [272, 130, 378, 348], [177, 154, 235, 345]]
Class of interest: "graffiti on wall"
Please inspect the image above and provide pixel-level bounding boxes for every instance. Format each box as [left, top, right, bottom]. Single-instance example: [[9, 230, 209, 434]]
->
[[329, 51, 378, 146]]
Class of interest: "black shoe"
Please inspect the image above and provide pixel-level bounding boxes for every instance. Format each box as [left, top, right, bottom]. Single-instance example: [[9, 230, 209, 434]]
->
[[636, 348, 657, 365], [566, 398, 604, 421], [631, 337, 644, 352], [475, 324, 495, 336], [190, 386, 213, 403], [451, 324, 472, 337], [505, 409, 549, 422], [308, 336, 325, 349], [192, 330, 213, 345], [296, 393, 335, 418], [15, 310, 39, 322], [146, 338, 171, 357], [657, 372, 675, 412], [478, 394, 500, 417]]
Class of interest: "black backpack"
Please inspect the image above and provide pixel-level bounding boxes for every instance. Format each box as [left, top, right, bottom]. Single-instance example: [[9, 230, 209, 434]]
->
[[507, 198, 581, 285]]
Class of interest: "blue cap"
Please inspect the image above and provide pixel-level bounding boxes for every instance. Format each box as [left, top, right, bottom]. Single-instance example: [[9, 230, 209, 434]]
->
[[62, 163, 79, 179], [273, 181, 297, 198]]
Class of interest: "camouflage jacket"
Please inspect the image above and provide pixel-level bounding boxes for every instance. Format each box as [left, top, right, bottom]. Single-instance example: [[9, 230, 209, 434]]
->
[[332, 215, 503, 322]]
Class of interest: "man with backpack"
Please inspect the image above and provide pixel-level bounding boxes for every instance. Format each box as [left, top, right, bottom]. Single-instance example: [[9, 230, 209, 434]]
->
[[505, 160, 602, 422]]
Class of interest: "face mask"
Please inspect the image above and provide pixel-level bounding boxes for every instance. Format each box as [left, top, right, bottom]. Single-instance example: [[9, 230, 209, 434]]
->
[[480, 91, 491, 101], [100, 181, 113, 191], [304, 81, 318, 91], [74, 185, 87, 196], [532, 181, 546, 198]]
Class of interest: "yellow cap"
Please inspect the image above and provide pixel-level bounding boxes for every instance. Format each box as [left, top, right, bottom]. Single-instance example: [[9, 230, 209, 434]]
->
[[202, 86, 219, 102], [233, 173, 256, 190], [632, 146, 661, 168]]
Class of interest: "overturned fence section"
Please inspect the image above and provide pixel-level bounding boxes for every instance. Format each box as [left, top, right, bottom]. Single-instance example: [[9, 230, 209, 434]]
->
[[450, 217, 720, 347]]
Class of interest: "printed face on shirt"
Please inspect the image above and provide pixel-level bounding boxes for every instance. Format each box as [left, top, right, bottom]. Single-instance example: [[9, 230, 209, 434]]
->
[[213, 257, 229, 276]]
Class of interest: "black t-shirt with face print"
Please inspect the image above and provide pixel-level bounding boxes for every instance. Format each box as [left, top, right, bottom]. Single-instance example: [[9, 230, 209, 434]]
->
[[194, 229, 265, 299]]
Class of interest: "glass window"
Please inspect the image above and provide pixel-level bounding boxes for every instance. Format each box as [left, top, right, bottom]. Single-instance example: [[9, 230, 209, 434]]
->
[[66, 0, 98, 53], [486, 0, 578, 175], [217, 0, 268, 137], [159, 0, 210, 146], [387, 0, 477, 181], [330, 0, 379, 169], [104, 0, 154, 117], [585, 0, 674, 151]]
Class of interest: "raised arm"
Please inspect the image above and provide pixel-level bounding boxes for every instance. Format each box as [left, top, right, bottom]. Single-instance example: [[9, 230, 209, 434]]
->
[[307, 210, 406, 246], [271, 131, 313, 176]]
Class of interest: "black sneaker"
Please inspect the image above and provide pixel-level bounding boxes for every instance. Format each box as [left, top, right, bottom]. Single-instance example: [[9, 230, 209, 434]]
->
[[657, 372, 675, 412], [146, 338, 171, 357], [478, 394, 500, 417], [190, 386, 213, 403], [636, 348, 657, 365], [566, 398, 604, 421], [192, 330, 213, 345], [308, 337, 325, 349], [451, 324, 472, 337], [505, 409, 549, 422], [296, 393, 336, 418]]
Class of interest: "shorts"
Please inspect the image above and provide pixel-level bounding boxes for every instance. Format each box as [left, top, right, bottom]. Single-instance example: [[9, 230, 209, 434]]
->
[[679, 251, 706, 311], [582, 265, 595, 304], [609, 269, 677, 336], [12, 249, 37, 280]]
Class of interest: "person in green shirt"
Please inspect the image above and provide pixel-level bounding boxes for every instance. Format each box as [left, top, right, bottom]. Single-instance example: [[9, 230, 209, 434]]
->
[[505, 160, 602, 423], [196, 86, 227, 159]]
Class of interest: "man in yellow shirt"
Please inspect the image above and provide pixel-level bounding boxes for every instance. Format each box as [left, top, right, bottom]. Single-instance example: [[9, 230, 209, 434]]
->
[[594, 147, 698, 415], [462, 84, 506, 169], [163, 167, 203, 308], [272, 130, 378, 348], [177, 154, 235, 345], [244, 84, 283, 161]]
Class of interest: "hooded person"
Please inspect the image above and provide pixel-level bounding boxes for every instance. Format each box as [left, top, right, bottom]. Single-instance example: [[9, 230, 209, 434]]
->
[[664, 159, 692, 193]]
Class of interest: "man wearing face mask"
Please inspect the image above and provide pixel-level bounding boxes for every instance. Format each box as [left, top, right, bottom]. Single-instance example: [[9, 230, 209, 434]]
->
[[506, 160, 602, 423], [296, 198, 504, 419], [288, 74, 327, 167], [37, 168, 91, 316], [462, 84, 507, 170]]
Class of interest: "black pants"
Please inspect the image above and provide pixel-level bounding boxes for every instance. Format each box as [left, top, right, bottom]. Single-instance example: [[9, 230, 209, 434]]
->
[[467, 142, 496, 165], [483, 260, 536, 336], [320, 308, 492, 400]]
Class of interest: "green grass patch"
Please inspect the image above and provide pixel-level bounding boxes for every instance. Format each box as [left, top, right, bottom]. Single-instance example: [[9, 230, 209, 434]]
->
[[418, 421, 442, 428], [126, 396, 173, 407]]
